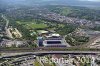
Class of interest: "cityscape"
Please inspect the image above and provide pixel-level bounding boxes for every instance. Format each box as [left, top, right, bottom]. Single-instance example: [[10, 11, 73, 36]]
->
[[0, 0, 100, 66]]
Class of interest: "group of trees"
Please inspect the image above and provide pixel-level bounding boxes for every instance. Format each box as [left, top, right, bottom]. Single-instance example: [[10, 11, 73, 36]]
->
[[90, 26, 100, 31], [65, 35, 89, 46], [9, 20, 37, 40], [56, 24, 78, 35]]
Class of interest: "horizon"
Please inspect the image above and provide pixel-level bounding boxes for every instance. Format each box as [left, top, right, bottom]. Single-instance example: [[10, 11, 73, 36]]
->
[[0, 0, 100, 7]]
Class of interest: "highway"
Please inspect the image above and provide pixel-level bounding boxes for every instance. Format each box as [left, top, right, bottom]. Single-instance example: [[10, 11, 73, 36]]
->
[[0, 51, 100, 59], [33, 51, 100, 54]]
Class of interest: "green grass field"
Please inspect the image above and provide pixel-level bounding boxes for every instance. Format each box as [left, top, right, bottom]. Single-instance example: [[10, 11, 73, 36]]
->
[[17, 21, 47, 29], [27, 23, 47, 29]]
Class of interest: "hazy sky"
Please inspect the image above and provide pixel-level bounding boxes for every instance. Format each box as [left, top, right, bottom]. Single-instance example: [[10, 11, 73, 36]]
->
[[1, 0, 100, 3], [79, 0, 100, 2], [42, 0, 100, 2], [42, 0, 100, 1]]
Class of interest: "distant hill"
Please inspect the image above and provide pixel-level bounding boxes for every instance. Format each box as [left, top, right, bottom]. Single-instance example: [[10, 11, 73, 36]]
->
[[0, 0, 100, 7], [44, 5, 100, 21]]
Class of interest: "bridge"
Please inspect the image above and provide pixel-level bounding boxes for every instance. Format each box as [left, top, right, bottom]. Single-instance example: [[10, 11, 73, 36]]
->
[[0, 51, 100, 59], [33, 51, 100, 55]]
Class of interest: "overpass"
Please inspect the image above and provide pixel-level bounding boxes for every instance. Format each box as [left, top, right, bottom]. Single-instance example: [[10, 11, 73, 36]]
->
[[0, 51, 100, 59], [33, 51, 100, 55]]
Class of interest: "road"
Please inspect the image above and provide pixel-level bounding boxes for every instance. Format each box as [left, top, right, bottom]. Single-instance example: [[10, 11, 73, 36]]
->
[[1, 14, 13, 38], [0, 55, 35, 66], [1, 14, 10, 37], [63, 35, 71, 47], [0, 51, 100, 59], [1, 14, 9, 29], [83, 34, 100, 48]]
